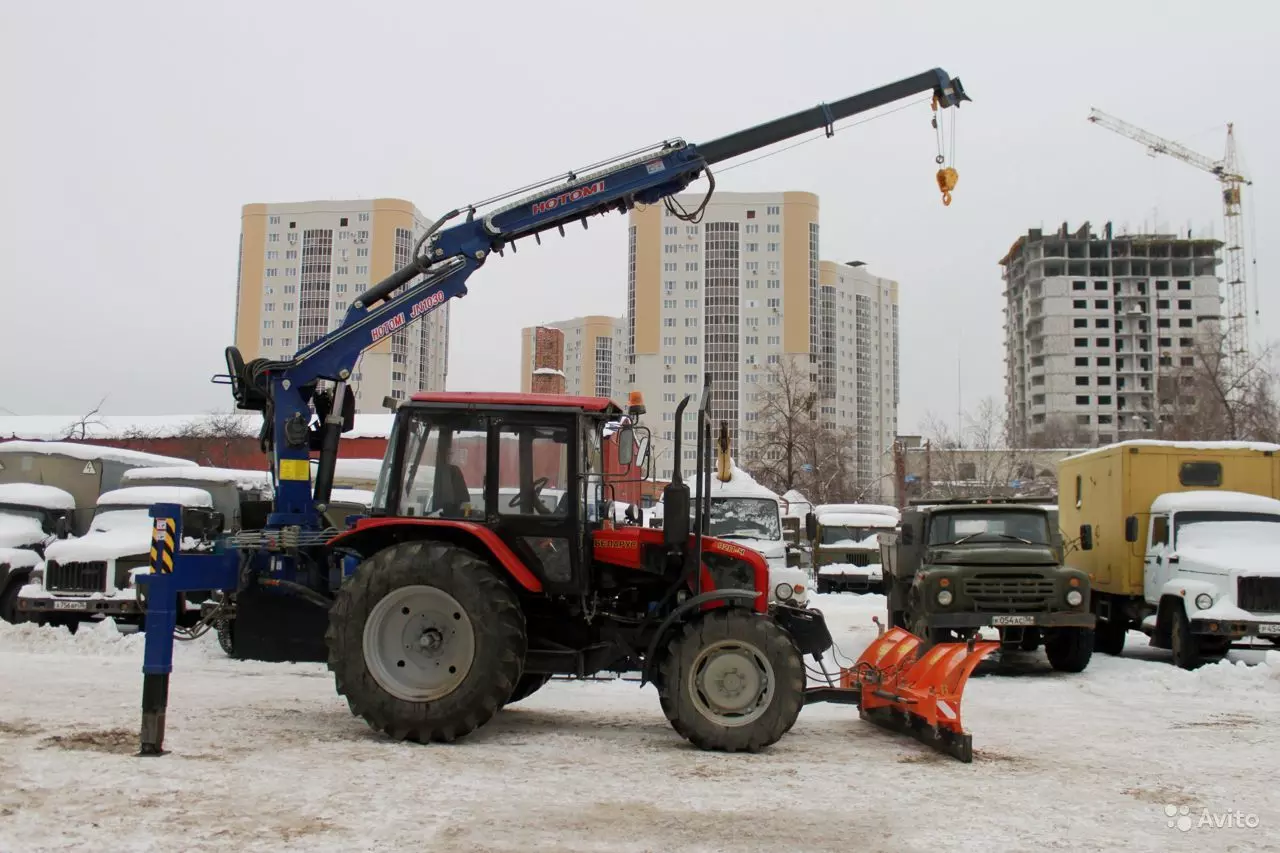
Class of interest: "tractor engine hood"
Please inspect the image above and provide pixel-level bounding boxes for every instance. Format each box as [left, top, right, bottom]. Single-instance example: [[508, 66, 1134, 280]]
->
[[926, 544, 1059, 567]]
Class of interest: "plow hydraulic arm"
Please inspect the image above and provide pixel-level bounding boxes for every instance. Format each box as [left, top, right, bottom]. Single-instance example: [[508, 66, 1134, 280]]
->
[[135, 68, 970, 757]]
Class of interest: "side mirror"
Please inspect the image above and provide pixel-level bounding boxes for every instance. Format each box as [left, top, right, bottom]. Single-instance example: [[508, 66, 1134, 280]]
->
[[634, 432, 650, 467], [1124, 515, 1138, 543], [55, 515, 70, 540], [1079, 523, 1094, 551], [804, 512, 817, 542], [617, 426, 634, 466], [901, 523, 915, 546]]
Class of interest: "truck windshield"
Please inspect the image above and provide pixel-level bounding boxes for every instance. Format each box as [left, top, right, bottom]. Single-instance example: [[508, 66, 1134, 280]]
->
[[709, 497, 781, 541], [820, 526, 880, 546], [90, 507, 152, 534], [928, 511, 1050, 545], [1175, 511, 1280, 549]]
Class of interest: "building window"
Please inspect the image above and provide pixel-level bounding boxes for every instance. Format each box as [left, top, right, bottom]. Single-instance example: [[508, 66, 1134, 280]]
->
[[1074, 318, 1087, 328], [269, 215, 281, 225], [1075, 376, 1089, 386], [1072, 281, 1086, 291], [1177, 299, 1192, 310], [356, 265, 368, 275], [261, 337, 274, 347], [1095, 318, 1110, 329], [1097, 395, 1112, 405], [1076, 395, 1090, 405], [1177, 280, 1191, 291], [268, 233, 280, 243], [1095, 299, 1108, 309], [1074, 338, 1088, 348], [1073, 299, 1086, 309], [1095, 338, 1110, 347]]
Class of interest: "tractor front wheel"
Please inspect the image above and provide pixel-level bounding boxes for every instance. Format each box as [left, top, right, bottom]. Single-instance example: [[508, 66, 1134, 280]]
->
[[658, 608, 804, 752], [326, 540, 526, 743]]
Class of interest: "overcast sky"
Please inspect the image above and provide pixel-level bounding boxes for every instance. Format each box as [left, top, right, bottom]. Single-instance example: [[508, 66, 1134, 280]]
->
[[2, 0, 1276, 437]]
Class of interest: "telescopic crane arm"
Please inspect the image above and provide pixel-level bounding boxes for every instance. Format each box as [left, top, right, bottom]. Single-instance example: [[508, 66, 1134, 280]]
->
[[224, 69, 969, 524]]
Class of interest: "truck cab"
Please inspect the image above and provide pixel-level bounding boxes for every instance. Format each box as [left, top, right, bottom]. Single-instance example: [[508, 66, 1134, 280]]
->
[[19, 485, 222, 629], [1085, 490, 1280, 668], [882, 499, 1095, 672], [809, 508, 898, 594], [0, 483, 76, 623], [706, 467, 810, 607]]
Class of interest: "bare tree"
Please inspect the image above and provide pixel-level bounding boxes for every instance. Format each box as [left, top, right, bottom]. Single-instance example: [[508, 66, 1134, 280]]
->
[[175, 412, 258, 467], [60, 397, 107, 440], [916, 396, 1052, 500], [740, 354, 816, 494], [1157, 328, 1280, 442]]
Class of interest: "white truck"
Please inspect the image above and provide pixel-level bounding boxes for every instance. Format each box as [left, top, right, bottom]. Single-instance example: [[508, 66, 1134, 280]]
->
[[19, 485, 220, 630], [0, 483, 76, 623], [707, 465, 810, 607]]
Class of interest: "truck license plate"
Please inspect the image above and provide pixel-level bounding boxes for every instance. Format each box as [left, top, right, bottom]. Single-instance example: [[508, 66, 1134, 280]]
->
[[991, 615, 1036, 626], [1258, 624, 1280, 636], [53, 600, 88, 611]]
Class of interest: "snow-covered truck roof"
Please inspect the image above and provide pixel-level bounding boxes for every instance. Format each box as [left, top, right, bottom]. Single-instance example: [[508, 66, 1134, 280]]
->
[[1150, 490, 1280, 516], [0, 483, 76, 511], [816, 512, 899, 528], [123, 465, 272, 492], [815, 503, 899, 520], [0, 440, 197, 468], [96, 486, 214, 509], [0, 547, 42, 569], [708, 463, 781, 502], [1062, 439, 1280, 463]]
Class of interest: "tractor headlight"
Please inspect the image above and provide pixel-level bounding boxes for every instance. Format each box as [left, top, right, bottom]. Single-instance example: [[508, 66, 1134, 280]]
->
[[1066, 589, 1083, 607], [775, 582, 794, 601], [1195, 593, 1214, 611], [936, 589, 953, 606]]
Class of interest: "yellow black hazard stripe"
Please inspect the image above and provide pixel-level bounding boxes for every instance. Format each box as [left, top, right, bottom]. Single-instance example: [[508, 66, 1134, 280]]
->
[[149, 517, 177, 574]]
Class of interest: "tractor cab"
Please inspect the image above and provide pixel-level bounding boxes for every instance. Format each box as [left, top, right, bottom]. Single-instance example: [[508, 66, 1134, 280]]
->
[[370, 391, 642, 595]]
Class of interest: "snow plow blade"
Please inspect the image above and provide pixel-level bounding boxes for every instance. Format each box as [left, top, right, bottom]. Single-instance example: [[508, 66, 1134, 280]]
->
[[806, 627, 999, 762]]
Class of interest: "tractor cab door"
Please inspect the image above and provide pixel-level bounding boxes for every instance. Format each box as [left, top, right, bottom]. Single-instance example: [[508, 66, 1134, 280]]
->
[[489, 414, 586, 595]]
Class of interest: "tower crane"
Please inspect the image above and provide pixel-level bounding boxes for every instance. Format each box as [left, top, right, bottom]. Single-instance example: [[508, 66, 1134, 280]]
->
[[1086, 108, 1254, 389]]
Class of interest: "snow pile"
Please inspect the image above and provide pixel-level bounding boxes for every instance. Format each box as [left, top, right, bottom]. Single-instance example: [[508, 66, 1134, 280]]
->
[[781, 489, 812, 518], [0, 440, 197, 468], [708, 461, 780, 501], [97, 486, 213, 508], [532, 367, 565, 376], [0, 617, 144, 657], [0, 483, 76, 510]]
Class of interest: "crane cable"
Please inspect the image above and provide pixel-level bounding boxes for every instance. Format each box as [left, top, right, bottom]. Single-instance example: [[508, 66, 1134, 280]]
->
[[932, 95, 959, 206]]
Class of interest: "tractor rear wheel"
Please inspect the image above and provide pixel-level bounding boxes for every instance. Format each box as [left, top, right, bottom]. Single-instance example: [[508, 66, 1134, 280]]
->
[[659, 608, 804, 752], [326, 540, 526, 743]]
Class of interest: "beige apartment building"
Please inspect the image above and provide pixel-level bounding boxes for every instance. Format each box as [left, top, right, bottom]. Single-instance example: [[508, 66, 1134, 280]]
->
[[625, 191, 899, 497], [234, 198, 450, 412], [518, 315, 626, 397]]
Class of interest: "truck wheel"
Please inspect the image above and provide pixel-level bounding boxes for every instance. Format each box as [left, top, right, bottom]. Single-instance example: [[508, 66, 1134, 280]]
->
[[504, 673, 550, 706], [1094, 618, 1127, 656], [658, 608, 804, 752], [326, 540, 527, 743], [215, 618, 235, 657], [1045, 627, 1093, 673], [1170, 607, 1207, 671], [816, 579, 831, 595]]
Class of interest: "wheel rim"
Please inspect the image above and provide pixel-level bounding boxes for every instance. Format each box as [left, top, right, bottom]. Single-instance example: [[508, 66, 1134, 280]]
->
[[687, 639, 775, 728], [363, 585, 476, 702]]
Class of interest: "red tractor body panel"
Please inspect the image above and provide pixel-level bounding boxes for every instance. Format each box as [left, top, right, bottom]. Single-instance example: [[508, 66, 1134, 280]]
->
[[591, 527, 769, 613]]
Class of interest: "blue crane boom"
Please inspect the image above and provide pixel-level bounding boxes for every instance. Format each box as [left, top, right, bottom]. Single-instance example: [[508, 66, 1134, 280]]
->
[[138, 68, 968, 755]]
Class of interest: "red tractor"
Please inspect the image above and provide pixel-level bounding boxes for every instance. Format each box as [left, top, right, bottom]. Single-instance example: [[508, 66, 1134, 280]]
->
[[323, 383, 826, 751]]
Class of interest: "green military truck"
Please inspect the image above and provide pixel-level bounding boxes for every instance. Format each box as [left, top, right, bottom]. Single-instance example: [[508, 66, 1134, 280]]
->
[[880, 497, 1095, 672]]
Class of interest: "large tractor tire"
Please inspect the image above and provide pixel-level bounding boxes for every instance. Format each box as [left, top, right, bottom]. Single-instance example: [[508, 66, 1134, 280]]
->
[[658, 608, 804, 752], [504, 673, 550, 707], [326, 541, 526, 743], [1045, 627, 1093, 673]]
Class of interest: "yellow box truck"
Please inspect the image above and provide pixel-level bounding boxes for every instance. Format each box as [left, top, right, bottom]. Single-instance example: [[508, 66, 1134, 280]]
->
[[1057, 440, 1280, 669]]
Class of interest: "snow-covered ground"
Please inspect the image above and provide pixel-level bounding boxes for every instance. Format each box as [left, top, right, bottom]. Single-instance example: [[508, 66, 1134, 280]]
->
[[2, 594, 1278, 853]]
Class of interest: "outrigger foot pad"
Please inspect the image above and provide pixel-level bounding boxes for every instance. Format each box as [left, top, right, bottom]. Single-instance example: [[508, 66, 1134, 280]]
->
[[138, 673, 170, 757]]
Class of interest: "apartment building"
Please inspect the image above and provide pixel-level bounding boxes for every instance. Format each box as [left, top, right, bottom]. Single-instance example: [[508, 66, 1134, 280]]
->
[[1001, 221, 1222, 446], [625, 191, 899, 496], [234, 198, 450, 412], [519, 315, 626, 398], [821, 261, 900, 493]]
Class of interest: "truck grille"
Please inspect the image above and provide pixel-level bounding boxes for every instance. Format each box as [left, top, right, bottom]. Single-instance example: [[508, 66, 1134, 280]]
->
[[962, 574, 1054, 613], [46, 561, 107, 594], [1238, 576, 1280, 614], [847, 553, 877, 567]]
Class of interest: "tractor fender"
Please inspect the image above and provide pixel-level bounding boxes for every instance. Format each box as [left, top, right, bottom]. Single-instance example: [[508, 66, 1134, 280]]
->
[[327, 518, 543, 593], [639, 588, 761, 686]]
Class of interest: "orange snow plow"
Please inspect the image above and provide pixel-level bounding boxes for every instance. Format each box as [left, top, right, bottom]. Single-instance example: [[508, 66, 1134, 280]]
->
[[804, 626, 999, 762]]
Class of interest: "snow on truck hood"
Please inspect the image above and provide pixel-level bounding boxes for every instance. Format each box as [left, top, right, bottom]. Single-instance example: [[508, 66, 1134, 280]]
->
[[0, 483, 75, 511], [0, 547, 42, 569], [0, 514, 48, 548], [1176, 546, 1280, 577], [45, 529, 153, 563]]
